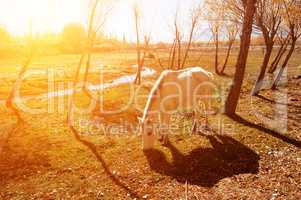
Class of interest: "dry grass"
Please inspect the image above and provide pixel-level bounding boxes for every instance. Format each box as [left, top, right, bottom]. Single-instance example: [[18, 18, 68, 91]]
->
[[0, 49, 300, 199]]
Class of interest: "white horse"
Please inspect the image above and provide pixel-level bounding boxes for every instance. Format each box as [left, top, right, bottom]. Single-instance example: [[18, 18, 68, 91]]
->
[[138, 67, 216, 150]]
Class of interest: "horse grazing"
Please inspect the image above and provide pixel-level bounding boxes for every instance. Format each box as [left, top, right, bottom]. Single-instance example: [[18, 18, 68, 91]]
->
[[138, 67, 216, 150]]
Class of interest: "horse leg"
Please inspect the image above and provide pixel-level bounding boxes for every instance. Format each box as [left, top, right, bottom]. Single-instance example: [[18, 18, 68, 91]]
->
[[194, 100, 210, 134], [159, 113, 170, 146], [192, 110, 199, 133], [204, 98, 212, 130]]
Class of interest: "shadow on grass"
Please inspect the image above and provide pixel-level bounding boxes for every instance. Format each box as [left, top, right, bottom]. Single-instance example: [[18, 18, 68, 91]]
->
[[69, 126, 140, 199], [229, 114, 301, 148], [257, 94, 301, 109], [0, 122, 51, 183], [0, 122, 23, 153], [144, 135, 259, 187], [1, 102, 25, 154]]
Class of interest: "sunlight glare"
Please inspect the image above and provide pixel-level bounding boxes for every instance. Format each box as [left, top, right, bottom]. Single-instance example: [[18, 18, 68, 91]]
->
[[0, 0, 85, 35]]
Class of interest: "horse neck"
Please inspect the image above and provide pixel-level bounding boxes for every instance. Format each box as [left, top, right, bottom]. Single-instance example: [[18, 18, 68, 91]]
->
[[143, 93, 160, 122], [143, 73, 165, 122]]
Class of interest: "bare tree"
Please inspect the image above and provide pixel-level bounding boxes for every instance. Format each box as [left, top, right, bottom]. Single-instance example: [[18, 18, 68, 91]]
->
[[6, 23, 36, 124], [67, 54, 86, 125], [167, 9, 183, 70], [68, 0, 113, 123], [152, 49, 164, 69], [251, 0, 283, 96], [133, 4, 142, 84], [167, 39, 176, 69], [205, 0, 225, 75], [133, 4, 154, 85], [132, 3, 154, 84], [268, 29, 290, 73], [211, 24, 221, 74], [225, 0, 257, 115], [83, 0, 113, 98], [167, 3, 203, 70], [271, 0, 301, 89], [223, 0, 245, 24], [83, 0, 100, 95], [181, 4, 202, 69], [176, 22, 182, 70], [220, 23, 239, 74], [6, 51, 34, 124], [168, 39, 177, 70], [134, 34, 151, 84], [173, 11, 183, 70]]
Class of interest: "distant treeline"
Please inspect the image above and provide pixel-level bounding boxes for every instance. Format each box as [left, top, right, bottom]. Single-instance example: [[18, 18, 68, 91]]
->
[[0, 24, 300, 58]]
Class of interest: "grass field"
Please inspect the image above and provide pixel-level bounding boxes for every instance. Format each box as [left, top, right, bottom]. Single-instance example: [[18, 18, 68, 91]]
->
[[0, 48, 300, 199]]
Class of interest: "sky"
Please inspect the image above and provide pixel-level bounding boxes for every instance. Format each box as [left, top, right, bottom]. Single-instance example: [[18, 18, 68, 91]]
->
[[0, 0, 208, 42]]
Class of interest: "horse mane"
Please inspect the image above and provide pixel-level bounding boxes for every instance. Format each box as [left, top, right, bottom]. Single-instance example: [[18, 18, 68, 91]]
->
[[142, 71, 167, 121]]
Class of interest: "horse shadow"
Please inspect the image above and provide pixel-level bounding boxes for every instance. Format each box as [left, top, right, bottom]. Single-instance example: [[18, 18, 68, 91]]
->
[[144, 135, 259, 187]]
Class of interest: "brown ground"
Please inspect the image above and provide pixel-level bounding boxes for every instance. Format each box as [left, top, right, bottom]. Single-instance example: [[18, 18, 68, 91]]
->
[[0, 50, 300, 199]]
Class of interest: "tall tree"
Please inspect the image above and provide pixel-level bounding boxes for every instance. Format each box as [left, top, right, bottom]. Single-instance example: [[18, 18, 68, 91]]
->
[[268, 29, 290, 73], [251, 0, 283, 96], [6, 23, 36, 124], [167, 3, 203, 70], [223, 0, 245, 24], [83, 0, 112, 98], [133, 4, 142, 84], [134, 33, 151, 84], [167, 9, 183, 70], [68, 0, 113, 122], [271, 0, 301, 89], [176, 19, 182, 70], [132, 3, 153, 85], [181, 3, 202, 69], [220, 23, 239, 74], [211, 23, 221, 74], [225, 0, 257, 115], [205, 0, 225, 74], [168, 39, 177, 69]]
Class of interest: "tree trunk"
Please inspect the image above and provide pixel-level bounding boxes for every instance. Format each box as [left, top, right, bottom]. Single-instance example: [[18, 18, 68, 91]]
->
[[271, 38, 296, 90], [134, 12, 141, 85], [224, 0, 257, 116], [83, 30, 97, 100], [82, 0, 99, 96], [214, 31, 219, 74], [268, 38, 289, 74], [168, 40, 176, 69], [181, 36, 192, 69], [67, 54, 86, 124], [268, 45, 288, 74], [251, 42, 273, 96], [170, 43, 176, 70], [83, 52, 94, 99], [220, 40, 234, 74], [181, 23, 196, 69], [271, 65, 286, 90], [134, 64, 142, 84], [84, 53, 91, 84], [177, 38, 181, 69], [6, 57, 32, 107], [6, 56, 33, 123]]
